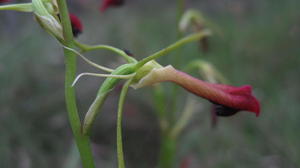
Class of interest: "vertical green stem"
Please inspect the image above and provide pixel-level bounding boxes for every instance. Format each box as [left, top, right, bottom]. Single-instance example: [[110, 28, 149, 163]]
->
[[176, 0, 185, 39], [158, 1, 185, 167], [175, 0, 185, 65], [158, 133, 177, 168], [117, 79, 132, 168], [57, 0, 95, 168]]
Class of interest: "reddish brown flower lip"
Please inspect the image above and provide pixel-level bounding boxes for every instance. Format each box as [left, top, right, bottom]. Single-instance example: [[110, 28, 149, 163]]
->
[[133, 65, 260, 116], [170, 69, 260, 116], [211, 102, 240, 117], [99, 0, 124, 12]]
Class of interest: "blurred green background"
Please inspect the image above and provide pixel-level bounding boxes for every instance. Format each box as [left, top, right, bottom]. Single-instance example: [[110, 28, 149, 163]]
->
[[0, 0, 300, 167]]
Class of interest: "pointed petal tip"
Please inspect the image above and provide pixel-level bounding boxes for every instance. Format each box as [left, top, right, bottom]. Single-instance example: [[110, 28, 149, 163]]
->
[[254, 99, 261, 117], [248, 96, 260, 117]]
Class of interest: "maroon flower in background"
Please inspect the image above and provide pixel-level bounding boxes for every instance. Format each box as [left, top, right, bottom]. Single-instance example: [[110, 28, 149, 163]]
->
[[180, 156, 191, 168], [69, 13, 83, 37], [99, 0, 124, 12], [0, 0, 10, 3]]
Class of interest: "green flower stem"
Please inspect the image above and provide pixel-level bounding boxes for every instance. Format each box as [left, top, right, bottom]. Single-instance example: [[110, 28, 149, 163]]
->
[[74, 40, 137, 63], [170, 95, 197, 139], [57, 0, 95, 168], [173, 0, 185, 68], [136, 30, 211, 69], [158, 133, 177, 168], [117, 79, 132, 168], [168, 0, 186, 126], [153, 85, 168, 131], [176, 0, 185, 38]]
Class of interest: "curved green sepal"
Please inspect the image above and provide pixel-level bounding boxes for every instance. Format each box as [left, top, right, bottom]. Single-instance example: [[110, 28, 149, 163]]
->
[[136, 30, 212, 69], [82, 63, 136, 135], [116, 79, 132, 168], [131, 60, 162, 88], [179, 9, 206, 32], [74, 41, 138, 64], [0, 3, 33, 12]]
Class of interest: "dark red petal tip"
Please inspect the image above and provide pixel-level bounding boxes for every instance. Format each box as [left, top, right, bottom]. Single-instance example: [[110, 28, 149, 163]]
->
[[69, 14, 83, 37], [99, 0, 124, 12]]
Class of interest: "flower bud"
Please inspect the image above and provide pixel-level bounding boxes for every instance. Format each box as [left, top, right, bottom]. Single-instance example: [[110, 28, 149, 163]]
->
[[32, 0, 63, 40]]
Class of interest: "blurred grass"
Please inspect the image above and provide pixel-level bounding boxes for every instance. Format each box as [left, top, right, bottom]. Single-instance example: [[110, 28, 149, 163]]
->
[[0, 0, 300, 167]]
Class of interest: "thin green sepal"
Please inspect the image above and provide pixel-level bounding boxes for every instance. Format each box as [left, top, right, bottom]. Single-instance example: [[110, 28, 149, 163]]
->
[[0, 3, 33, 12]]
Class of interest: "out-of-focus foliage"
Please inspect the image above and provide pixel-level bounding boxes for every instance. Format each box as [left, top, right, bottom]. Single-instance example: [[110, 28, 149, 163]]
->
[[0, 0, 299, 167]]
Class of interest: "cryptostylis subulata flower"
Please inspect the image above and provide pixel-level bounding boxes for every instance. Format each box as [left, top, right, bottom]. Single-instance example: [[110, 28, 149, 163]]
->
[[132, 65, 260, 116], [0, 0, 263, 167]]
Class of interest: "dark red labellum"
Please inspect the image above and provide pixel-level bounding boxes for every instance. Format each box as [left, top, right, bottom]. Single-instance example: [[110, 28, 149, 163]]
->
[[123, 49, 133, 57], [211, 102, 240, 117]]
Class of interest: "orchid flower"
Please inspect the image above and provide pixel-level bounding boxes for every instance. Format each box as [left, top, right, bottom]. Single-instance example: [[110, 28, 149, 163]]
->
[[132, 65, 260, 116], [66, 29, 259, 137], [65, 29, 259, 168], [63, 35, 261, 168], [0, 2, 261, 167]]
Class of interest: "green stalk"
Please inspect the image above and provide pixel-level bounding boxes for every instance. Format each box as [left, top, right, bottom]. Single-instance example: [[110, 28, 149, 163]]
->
[[57, 0, 95, 168], [176, 0, 185, 39], [136, 31, 211, 69], [158, 133, 177, 168], [74, 41, 137, 63], [116, 79, 132, 168], [169, 0, 185, 130], [158, 1, 185, 167]]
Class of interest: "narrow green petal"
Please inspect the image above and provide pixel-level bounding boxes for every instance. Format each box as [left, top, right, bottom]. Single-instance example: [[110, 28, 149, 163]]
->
[[0, 3, 33, 12]]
